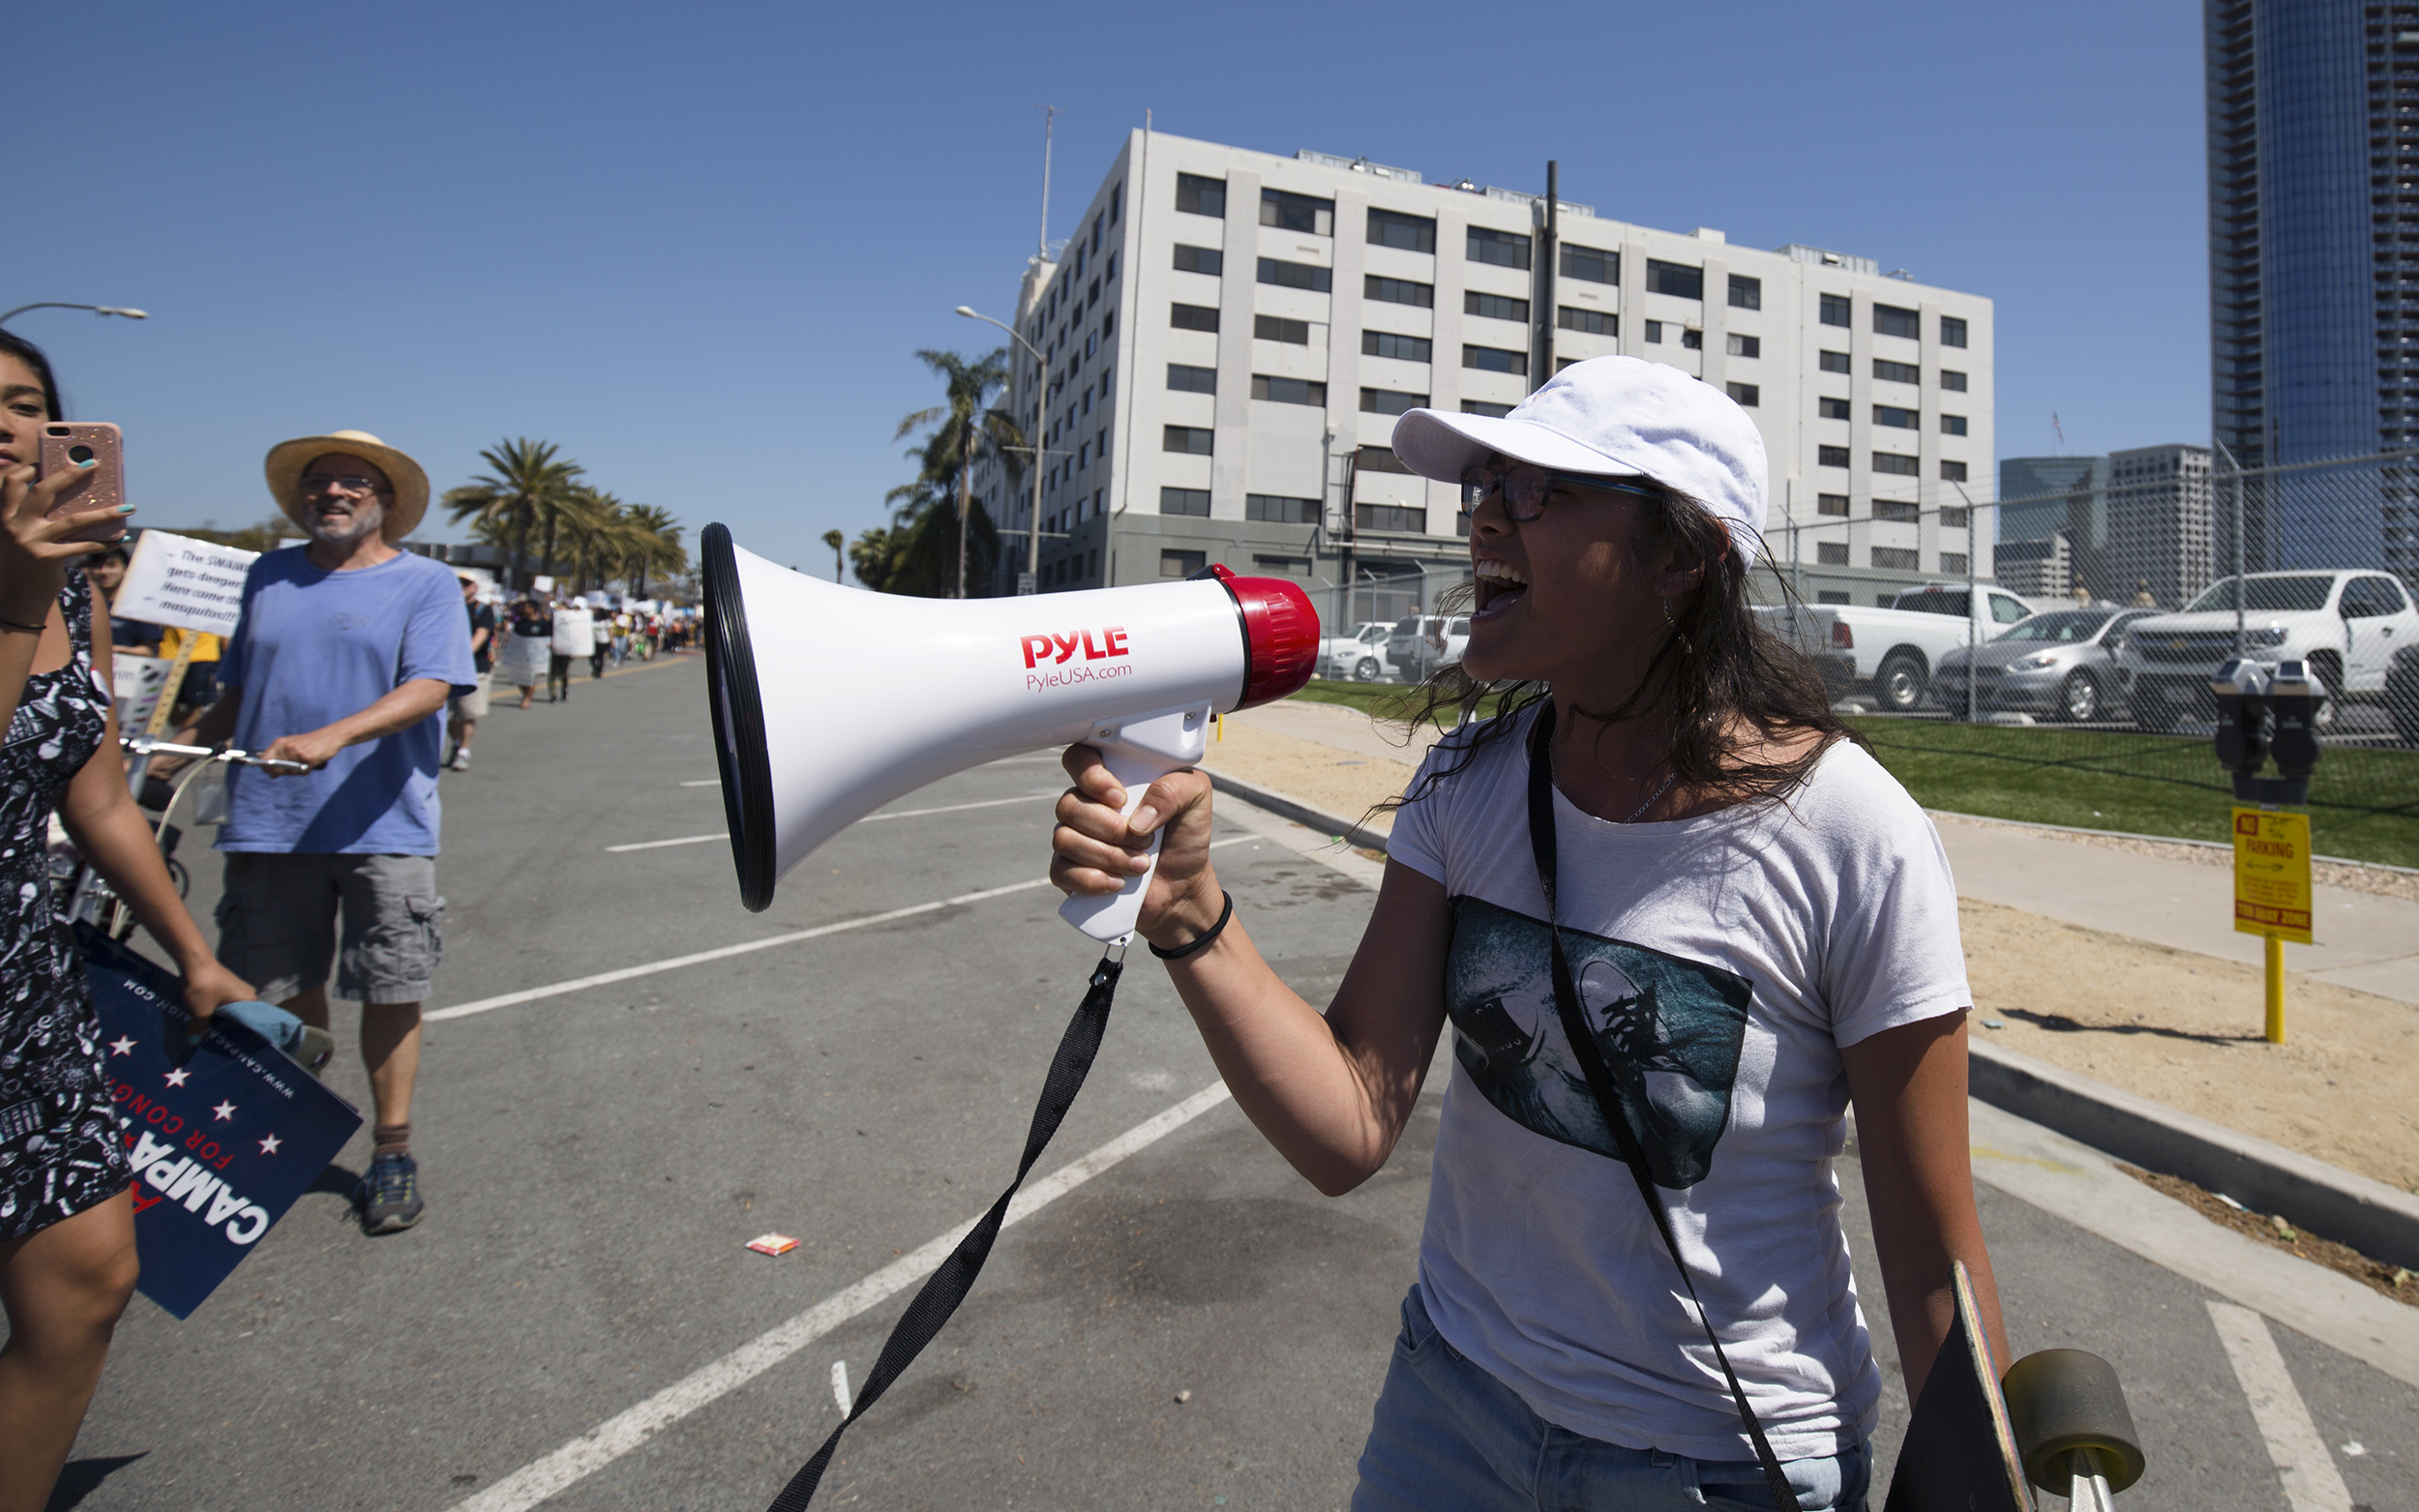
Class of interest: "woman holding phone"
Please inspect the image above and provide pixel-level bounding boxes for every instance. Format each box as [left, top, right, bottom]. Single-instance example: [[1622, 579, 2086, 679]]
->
[[1050, 359, 2000, 1511], [0, 331, 257, 1512]]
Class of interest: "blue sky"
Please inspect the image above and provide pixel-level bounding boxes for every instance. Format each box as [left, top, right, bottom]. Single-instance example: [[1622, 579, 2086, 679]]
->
[[15, 1, 2206, 580]]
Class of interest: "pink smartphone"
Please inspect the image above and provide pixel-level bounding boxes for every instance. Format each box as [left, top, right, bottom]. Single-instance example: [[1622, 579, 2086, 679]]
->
[[37, 422, 128, 543]]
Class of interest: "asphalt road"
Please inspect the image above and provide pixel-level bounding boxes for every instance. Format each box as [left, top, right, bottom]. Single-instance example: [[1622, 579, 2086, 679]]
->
[[53, 651, 2417, 1512]]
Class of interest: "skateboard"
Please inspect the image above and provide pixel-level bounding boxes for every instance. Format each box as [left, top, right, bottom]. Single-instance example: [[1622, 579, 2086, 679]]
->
[[1884, 1261, 2145, 1512]]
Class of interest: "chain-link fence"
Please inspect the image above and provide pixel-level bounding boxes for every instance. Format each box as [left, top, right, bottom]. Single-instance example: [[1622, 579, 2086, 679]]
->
[[1752, 448, 2419, 864]]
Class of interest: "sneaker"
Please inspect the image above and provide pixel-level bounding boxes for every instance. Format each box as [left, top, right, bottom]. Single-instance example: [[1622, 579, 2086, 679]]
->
[[450, 746, 471, 771], [357, 1151, 425, 1234]]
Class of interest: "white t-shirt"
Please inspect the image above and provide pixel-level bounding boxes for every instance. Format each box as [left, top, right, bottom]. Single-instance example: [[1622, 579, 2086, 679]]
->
[[1387, 709, 1969, 1461]]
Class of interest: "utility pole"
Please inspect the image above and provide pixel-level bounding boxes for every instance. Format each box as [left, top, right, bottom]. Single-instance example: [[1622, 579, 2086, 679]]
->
[[955, 413, 974, 598], [1532, 161, 1558, 392]]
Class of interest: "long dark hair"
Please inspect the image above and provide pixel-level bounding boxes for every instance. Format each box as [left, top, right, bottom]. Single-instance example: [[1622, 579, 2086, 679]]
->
[[1386, 480, 1861, 813], [0, 329, 65, 419]]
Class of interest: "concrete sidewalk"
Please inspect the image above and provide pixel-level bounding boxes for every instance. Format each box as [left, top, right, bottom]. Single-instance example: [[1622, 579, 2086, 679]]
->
[[1932, 814, 2419, 1005]]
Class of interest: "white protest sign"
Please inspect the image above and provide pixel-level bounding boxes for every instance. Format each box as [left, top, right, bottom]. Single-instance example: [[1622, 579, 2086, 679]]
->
[[115, 532, 258, 637], [112, 654, 171, 731]]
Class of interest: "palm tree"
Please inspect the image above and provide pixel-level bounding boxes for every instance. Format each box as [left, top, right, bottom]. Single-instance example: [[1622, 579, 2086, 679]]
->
[[444, 438, 582, 590], [620, 504, 686, 600], [848, 527, 903, 593], [887, 347, 1023, 597], [821, 528, 845, 583]]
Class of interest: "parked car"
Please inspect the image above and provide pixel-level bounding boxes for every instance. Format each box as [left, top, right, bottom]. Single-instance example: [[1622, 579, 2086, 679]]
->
[[1387, 613, 1471, 682], [2387, 642, 2419, 745], [2112, 570, 2419, 730], [1320, 621, 1398, 682], [1931, 608, 2158, 723], [1760, 584, 2040, 712]]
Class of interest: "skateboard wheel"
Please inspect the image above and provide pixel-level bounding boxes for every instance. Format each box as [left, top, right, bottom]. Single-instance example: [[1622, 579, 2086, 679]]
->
[[2002, 1349, 2145, 1494]]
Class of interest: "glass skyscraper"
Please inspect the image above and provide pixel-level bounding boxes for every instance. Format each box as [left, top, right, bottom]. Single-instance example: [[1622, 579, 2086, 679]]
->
[[2206, 0, 2415, 576]]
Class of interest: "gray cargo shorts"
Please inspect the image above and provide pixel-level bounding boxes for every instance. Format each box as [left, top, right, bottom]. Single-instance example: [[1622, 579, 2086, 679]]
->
[[216, 852, 445, 1005]]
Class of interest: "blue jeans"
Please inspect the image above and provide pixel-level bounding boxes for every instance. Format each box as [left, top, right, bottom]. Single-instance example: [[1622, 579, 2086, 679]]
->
[[1353, 1288, 1871, 1512]]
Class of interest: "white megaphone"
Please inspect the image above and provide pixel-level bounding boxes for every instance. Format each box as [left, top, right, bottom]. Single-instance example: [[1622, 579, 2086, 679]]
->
[[700, 524, 1321, 942]]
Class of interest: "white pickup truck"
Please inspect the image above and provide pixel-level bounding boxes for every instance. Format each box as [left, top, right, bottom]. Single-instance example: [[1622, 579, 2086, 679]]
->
[[1762, 584, 2043, 711]]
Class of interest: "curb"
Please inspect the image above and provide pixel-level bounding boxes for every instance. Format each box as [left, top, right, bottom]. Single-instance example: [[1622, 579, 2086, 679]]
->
[[1967, 1039, 2419, 1270], [1926, 807, 2419, 877], [1199, 773, 2419, 1270]]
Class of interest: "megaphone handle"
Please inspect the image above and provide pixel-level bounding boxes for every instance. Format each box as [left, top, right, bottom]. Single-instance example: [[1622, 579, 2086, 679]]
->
[[1058, 703, 1212, 944]]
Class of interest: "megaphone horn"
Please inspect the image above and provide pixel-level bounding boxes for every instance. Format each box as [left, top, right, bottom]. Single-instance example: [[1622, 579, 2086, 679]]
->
[[701, 523, 1320, 940]]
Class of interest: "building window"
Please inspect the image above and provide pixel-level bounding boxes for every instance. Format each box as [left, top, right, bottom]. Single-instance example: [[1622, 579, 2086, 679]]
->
[[1365, 275, 1433, 308], [1172, 244, 1222, 276], [1940, 369, 1967, 392], [1246, 495, 1319, 524], [1171, 303, 1220, 333], [1940, 414, 1968, 436], [1556, 356, 1582, 372], [1873, 451, 1920, 476], [1261, 188, 1334, 236], [1467, 225, 1532, 269], [1463, 344, 1528, 375], [1941, 551, 1968, 575], [1820, 293, 1851, 327], [1253, 555, 1314, 578], [1817, 590, 1851, 604], [1465, 290, 1529, 323], [1645, 320, 1663, 343], [1251, 374, 1327, 406], [1726, 334, 1760, 359], [1561, 244, 1618, 283], [1254, 314, 1310, 344], [1820, 349, 1851, 374], [1161, 548, 1207, 578], [1940, 315, 1969, 348], [1873, 498, 1918, 521], [1360, 388, 1427, 416], [1462, 400, 1512, 417], [1356, 503, 1426, 532], [1727, 274, 1762, 310], [1873, 358, 1920, 385], [1163, 426, 1213, 455], [1817, 542, 1850, 565], [1362, 330, 1433, 363], [1940, 460, 1969, 482], [1646, 259, 1704, 299], [1873, 303, 1920, 340], [1817, 492, 1849, 517], [1941, 506, 1967, 527], [1176, 174, 1225, 218], [1872, 546, 1919, 571], [1558, 306, 1615, 336], [1726, 382, 1759, 407], [1160, 487, 1210, 517], [1819, 445, 1851, 468], [1874, 405, 1920, 430], [1819, 397, 1851, 421], [1367, 208, 1435, 252], [1356, 445, 1413, 474], [1111, 182, 1121, 222], [1680, 328, 1703, 350], [1258, 257, 1332, 292]]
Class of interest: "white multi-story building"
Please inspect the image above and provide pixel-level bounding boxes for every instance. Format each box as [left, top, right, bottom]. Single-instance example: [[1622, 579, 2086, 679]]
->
[[2105, 443, 2215, 611], [971, 132, 1994, 619]]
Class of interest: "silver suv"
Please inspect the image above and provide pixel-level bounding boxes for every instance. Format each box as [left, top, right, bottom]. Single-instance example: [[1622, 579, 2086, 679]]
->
[[2113, 570, 2419, 729]]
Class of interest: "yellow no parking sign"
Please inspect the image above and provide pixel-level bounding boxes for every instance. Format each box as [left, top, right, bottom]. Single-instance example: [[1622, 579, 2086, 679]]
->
[[2232, 808, 2314, 945]]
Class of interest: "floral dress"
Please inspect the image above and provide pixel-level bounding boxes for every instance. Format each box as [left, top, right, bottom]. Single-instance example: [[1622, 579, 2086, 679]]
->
[[0, 568, 128, 1240]]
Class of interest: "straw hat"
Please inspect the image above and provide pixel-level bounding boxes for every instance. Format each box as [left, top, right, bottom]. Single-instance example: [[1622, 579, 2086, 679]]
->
[[263, 430, 431, 542]]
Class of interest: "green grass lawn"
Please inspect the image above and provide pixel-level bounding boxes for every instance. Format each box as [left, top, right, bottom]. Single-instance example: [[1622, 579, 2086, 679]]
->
[[1848, 719, 2419, 868]]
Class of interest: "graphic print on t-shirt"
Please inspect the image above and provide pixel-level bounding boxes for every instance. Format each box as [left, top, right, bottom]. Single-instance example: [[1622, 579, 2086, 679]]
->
[[1446, 896, 1751, 1189]]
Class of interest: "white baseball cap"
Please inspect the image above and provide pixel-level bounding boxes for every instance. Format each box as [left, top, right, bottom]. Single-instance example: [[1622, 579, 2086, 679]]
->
[[1390, 355, 1770, 566]]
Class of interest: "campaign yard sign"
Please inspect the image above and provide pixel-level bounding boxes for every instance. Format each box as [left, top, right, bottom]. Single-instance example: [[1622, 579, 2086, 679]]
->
[[113, 530, 258, 637], [82, 927, 362, 1319]]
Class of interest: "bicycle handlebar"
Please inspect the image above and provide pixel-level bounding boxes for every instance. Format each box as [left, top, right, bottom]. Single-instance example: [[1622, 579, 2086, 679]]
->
[[122, 737, 312, 774]]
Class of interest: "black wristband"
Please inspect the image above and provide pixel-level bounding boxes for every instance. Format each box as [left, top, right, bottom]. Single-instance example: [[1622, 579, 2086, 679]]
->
[[1149, 890, 1234, 961]]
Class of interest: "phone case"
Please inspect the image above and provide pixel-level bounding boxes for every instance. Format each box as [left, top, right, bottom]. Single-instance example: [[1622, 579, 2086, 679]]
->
[[37, 422, 128, 543]]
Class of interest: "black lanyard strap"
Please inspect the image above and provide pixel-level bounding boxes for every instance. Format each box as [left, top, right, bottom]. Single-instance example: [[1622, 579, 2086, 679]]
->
[[1524, 705, 1799, 1512], [763, 949, 1127, 1512]]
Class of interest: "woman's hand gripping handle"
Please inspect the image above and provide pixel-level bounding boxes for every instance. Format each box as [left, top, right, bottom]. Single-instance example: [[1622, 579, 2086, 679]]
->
[[1053, 703, 1217, 945]]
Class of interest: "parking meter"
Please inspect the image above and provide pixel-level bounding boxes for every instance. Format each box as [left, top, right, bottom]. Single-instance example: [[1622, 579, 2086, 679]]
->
[[2211, 658, 2269, 792], [2265, 659, 2324, 799]]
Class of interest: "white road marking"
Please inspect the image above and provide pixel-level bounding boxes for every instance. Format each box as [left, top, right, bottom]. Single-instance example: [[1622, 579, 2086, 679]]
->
[[608, 794, 1053, 852], [829, 1359, 851, 1416], [678, 779, 721, 787], [2206, 1302, 2354, 1512], [446, 1082, 1235, 1512], [433, 836, 1256, 1022]]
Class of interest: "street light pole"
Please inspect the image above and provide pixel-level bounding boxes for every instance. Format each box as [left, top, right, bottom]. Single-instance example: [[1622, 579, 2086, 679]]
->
[[957, 305, 1048, 594], [0, 303, 148, 327]]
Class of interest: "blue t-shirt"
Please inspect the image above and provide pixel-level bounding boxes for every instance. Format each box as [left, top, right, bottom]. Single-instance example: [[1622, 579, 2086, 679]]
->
[[216, 548, 477, 856]]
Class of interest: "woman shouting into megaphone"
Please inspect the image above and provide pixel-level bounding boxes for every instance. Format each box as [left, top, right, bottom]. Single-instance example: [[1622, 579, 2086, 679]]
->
[[1051, 357, 2001, 1512]]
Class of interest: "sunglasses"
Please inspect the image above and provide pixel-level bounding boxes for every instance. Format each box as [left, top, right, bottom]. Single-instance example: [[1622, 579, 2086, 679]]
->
[[1460, 462, 1659, 522]]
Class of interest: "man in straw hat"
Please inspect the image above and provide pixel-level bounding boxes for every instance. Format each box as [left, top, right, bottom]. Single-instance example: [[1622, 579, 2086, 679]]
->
[[176, 430, 475, 1234]]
